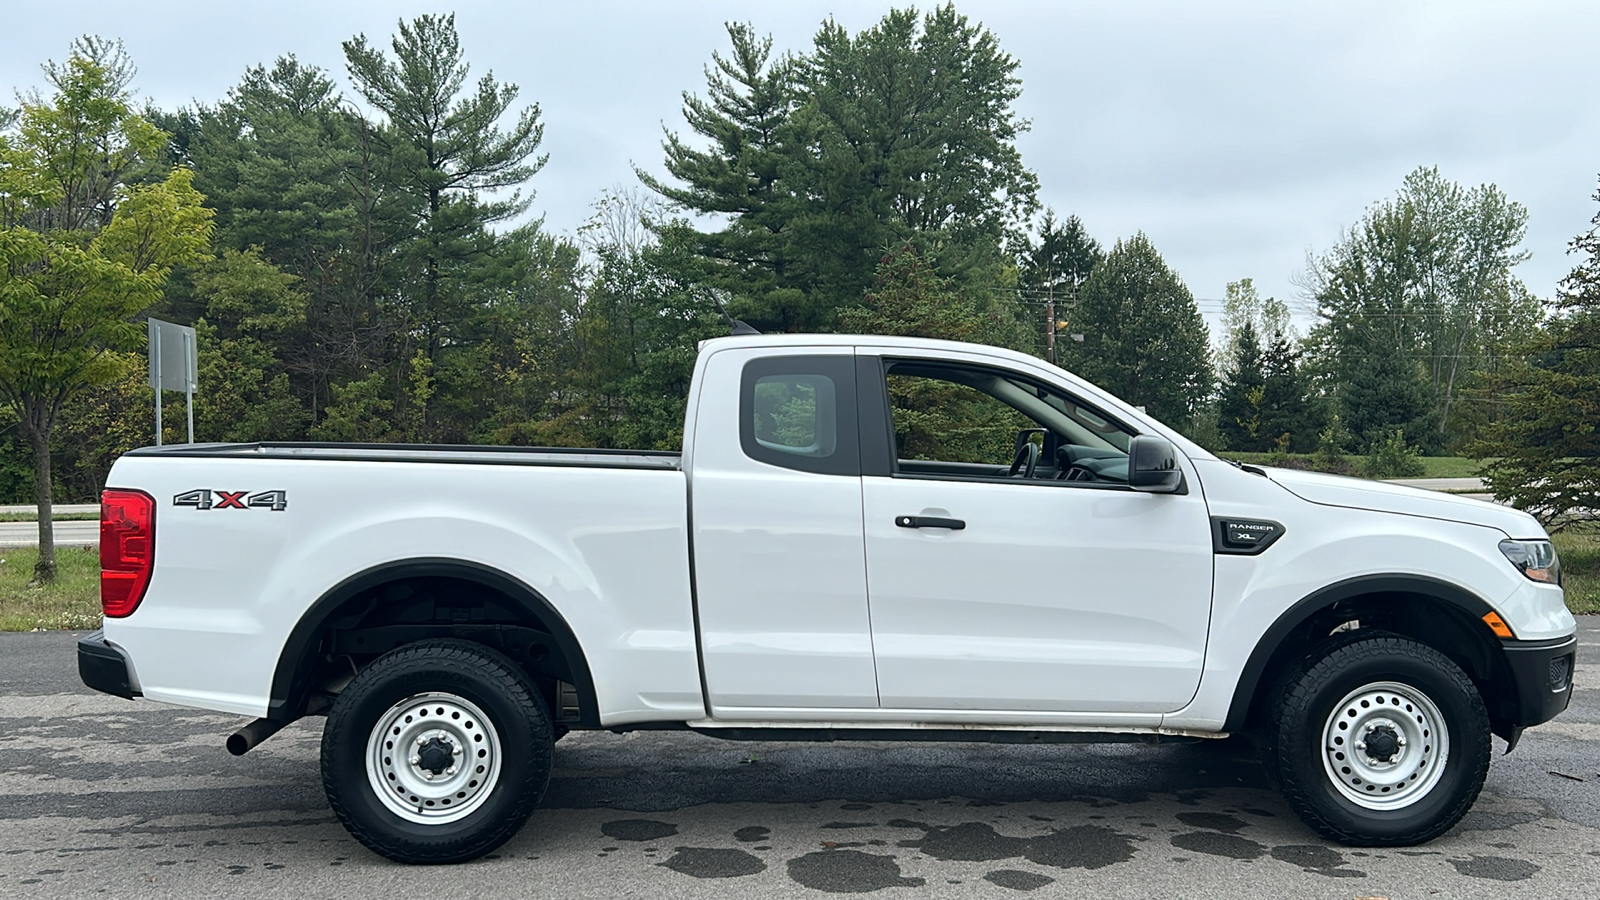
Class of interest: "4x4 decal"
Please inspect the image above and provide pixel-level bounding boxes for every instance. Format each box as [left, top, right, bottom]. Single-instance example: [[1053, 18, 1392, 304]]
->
[[173, 489, 288, 511]]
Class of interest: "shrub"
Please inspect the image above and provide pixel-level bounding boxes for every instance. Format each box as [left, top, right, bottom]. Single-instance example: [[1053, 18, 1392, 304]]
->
[[1363, 429, 1425, 479]]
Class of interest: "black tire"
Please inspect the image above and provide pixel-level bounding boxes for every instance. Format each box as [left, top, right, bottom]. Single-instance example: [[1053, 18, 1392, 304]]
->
[[321, 639, 552, 864], [1269, 632, 1490, 846]]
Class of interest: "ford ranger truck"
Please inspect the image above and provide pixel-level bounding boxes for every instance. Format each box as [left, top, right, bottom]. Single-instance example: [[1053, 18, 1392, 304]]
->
[[77, 333, 1576, 864]]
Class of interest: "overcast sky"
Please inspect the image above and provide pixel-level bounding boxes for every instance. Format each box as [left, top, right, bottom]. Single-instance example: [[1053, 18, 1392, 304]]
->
[[4, 1, 1598, 319]]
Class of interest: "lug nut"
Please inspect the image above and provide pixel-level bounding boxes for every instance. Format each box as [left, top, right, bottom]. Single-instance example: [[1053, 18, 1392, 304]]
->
[[410, 755, 421, 766]]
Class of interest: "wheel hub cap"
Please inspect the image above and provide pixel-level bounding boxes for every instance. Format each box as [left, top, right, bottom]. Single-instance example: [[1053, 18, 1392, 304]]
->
[[1321, 681, 1450, 811], [365, 692, 502, 825]]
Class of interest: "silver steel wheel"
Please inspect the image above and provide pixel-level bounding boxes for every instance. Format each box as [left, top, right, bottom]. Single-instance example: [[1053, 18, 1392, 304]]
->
[[365, 692, 503, 825], [1321, 681, 1450, 810]]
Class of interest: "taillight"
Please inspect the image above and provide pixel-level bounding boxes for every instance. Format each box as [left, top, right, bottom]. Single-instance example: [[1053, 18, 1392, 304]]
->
[[101, 489, 155, 617]]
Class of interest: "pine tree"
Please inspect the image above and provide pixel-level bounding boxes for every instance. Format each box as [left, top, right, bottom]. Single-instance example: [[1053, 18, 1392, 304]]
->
[[1475, 183, 1600, 527], [1258, 331, 1327, 453], [1217, 322, 1267, 451], [1060, 233, 1212, 429]]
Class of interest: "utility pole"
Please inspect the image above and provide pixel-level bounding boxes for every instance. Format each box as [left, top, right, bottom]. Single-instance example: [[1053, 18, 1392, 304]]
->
[[1046, 291, 1056, 365], [1045, 263, 1057, 366]]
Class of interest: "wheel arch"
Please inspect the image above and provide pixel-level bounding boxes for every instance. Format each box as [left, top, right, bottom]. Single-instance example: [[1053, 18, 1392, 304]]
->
[[268, 557, 599, 728], [1223, 574, 1514, 735]]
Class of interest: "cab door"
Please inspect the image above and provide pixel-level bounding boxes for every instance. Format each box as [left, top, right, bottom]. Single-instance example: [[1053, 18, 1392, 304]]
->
[[857, 351, 1214, 715], [687, 346, 880, 714]]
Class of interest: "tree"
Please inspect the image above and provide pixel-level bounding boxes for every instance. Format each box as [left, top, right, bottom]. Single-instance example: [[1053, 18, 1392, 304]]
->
[[1217, 278, 1291, 374], [1474, 182, 1600, 528], [344, 14, 547, 427], [1306, 167, 1534, 451], [1256, 330, 1327, 453], [1217, 321, 1266, 450], [1018, 210, 1101, 360], [1059, 233, 1212, 429], [644, 5, 1038, 332], [639, 23, 802, 327], [0, 38, 212, 582]]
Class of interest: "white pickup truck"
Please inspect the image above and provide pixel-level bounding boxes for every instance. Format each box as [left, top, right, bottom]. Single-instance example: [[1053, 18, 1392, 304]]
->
[[79, 333, 1575, 864]]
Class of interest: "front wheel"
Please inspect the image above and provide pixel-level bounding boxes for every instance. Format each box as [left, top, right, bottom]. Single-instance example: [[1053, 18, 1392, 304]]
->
[[321, 640, 553, 863], [1270, 633, 1490, 846]]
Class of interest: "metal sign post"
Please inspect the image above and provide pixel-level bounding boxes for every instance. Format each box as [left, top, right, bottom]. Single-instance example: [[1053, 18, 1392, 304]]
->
[[147, 318, 198, 445]]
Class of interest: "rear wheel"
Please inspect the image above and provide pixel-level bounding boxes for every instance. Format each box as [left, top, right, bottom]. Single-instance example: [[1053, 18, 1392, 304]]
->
[[1270, 632, 1490, 845], [321, 640, 552, 863]]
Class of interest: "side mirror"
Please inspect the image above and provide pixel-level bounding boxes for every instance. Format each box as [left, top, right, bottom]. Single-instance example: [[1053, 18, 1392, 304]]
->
[[1127, 435, 1185, 494]]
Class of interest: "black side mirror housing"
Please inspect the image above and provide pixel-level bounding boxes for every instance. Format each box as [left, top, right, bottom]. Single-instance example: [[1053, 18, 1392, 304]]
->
[[1127, 435, 1185, 494]]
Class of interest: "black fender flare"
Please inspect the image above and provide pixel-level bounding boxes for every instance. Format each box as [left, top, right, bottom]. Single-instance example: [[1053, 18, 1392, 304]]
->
[[268, 558, 599, 727], [1220, 573, 1498, 733]]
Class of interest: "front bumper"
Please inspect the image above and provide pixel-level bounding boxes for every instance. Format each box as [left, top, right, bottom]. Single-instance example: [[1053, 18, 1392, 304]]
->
[[78, 630, 139, 700], [1501, 634, 1576, 727]]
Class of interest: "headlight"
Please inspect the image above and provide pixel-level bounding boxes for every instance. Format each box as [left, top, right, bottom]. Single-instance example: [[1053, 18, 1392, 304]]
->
[[1499, 539, 1562, 586]]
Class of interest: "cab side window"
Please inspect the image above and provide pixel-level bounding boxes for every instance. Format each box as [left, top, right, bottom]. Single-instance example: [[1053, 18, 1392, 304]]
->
[[740, 356, 860, 476]]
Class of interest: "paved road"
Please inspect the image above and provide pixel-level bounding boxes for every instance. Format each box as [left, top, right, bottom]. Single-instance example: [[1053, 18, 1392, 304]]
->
[[0, 520, 98, 548], [0, 505, 99, 516], [1386, 477, 1485, 492], [4, 626, 1600, 898]]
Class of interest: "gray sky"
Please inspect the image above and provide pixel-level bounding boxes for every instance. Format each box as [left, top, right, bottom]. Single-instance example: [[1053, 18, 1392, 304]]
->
[[5, 0, 1598, 319]]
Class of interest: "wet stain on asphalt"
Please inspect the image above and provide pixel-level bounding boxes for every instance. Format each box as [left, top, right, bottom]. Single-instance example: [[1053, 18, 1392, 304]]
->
[[1176, 812, 1248, 834], [1023, 826, 1139, 870], [1170, 831, 1266, 860], [1449, 855, 1540, 881], [896, 822, 1027, 861], [658, 847, 766, 878], [787, 849, 925, 893], [983, 868, 1055, 891], [734, 825, 770, 843], [894, 820, 1138, 870], [600, 819, 679, 842], [1270, 844, 1366, 878]]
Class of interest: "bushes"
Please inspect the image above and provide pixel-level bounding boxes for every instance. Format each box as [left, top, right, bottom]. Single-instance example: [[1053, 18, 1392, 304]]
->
[[1362, 430, 1426, 479]]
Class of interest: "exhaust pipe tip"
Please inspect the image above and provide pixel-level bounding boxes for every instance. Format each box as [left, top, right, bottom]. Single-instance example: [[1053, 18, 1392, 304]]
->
[[228, 717, 287, 756]]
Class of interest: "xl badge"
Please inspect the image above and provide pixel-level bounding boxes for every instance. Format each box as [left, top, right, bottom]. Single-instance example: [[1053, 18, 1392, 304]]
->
[[173, 489, 288, 511]]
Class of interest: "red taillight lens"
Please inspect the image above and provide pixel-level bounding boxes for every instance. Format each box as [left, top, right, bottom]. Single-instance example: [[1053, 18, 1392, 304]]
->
[[101, 489, 155, 617]]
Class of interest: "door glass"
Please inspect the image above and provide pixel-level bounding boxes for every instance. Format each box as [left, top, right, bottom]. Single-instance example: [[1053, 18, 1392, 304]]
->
[[886, 374, 1031, 465], [884, 362, 1134, 483]]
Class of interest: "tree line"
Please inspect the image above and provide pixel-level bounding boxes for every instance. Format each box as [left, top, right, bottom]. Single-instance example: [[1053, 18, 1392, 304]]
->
[[2, 6, 1596, 584]]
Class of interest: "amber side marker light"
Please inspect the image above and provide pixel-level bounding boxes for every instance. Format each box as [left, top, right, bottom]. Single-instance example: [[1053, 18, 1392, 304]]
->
[[1482, 611, 1514, 639]]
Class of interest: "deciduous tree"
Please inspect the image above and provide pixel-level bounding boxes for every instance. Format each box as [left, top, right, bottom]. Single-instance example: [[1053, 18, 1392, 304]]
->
[[0, 38, 212, 581]]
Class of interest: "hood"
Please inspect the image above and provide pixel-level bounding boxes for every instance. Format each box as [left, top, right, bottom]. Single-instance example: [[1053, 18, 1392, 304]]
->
[[1262, 467, 1544, 538]]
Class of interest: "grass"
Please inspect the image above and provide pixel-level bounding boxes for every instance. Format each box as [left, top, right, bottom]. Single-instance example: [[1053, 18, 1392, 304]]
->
[[1554, 526, 1600, 615], [1217, 452, 1483, 480], [0, 546, 101, 632], [0, 512, 98, 523]]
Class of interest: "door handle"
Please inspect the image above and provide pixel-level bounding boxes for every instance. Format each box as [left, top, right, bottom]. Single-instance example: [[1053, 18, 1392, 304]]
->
[[896, 515, 965, 530]]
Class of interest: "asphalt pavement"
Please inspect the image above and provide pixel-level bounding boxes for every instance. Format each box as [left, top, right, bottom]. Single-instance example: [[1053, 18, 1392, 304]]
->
[[4, 624, 1600, 898], [0, 521, 98, 548]]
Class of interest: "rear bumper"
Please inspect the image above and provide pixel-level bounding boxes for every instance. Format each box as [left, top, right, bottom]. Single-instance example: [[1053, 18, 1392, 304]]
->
[[1501, 634, 1576, 727], [78, 630, 139, 700]]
